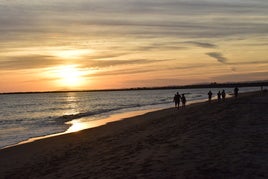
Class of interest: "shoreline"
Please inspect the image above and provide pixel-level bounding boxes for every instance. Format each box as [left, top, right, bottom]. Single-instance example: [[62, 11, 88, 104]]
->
[[1, 91, 267, 178], [0, 87, 262, 149], [0, 91, 255, 149], [2, 97, 209, 150], [4, 108, 160, 149]]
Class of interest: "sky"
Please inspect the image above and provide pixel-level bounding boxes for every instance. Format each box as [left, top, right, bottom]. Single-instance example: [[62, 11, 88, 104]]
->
[[0, 0, 267, 92]]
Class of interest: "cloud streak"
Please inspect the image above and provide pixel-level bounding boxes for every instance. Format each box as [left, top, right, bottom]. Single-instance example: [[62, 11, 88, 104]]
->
[[0, 55, 63, 70], [81, 59, 166, 69], [0, 0, 268, 42], [0, 54, 167, 71], [207, 52, 228, 64], [183, 41, 217, 48]]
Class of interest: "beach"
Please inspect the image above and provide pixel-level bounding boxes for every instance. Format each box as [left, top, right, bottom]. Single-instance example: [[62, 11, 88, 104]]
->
[[0, 91, 267, 178]]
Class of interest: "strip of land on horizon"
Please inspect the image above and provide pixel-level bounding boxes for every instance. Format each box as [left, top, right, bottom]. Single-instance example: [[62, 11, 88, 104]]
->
[[1, 81, 267, 94]]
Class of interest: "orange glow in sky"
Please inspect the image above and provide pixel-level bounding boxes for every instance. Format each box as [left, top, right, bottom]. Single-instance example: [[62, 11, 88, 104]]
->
[[53, 49, 93, 59], [0, 0, 267, 92]]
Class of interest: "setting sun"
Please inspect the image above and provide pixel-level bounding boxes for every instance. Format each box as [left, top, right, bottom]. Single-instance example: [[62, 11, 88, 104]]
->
[[55, 65, 86, 87]]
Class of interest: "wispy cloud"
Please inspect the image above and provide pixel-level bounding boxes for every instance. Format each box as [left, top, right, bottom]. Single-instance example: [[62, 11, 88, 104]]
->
[[0, 54, 167, 71], [183, 41, 217, 48], [81, 59, 166, 69], [1, 0, 268, 43], [227, 60, 268, 65], [87, 59, 171, 77], [89, 68, 156, 77], [134, 42, 187, 51], [206, 52, 228, 64], [0, 55, 63, 70]]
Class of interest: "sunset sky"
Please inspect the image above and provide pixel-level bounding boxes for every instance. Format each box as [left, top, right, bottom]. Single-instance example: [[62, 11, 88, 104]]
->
[[0, 0, 267, 92]]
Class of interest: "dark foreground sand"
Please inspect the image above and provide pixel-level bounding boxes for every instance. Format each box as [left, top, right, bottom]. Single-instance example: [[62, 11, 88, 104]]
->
[[0, 92, 267, 179]]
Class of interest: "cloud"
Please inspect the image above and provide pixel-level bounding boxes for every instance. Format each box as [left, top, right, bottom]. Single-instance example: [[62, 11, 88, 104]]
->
[[227, 60, 268, 65], [81, 59, 165, 69], [87, 59, 171, 77], [183, 41, 217, 48], [0, 52, 169, 71], [0, 0, 268, 43], [82, 53, 128, 60], [206, 52, 228, 64], [0, 55, 63, 70], [89, 68, 156, 77], [134, 42, 187, 51], [231, 67, 237, 72]]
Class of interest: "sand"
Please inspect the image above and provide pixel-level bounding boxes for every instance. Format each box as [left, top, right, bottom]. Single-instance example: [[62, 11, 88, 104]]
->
[[0, 91, 267, 178]]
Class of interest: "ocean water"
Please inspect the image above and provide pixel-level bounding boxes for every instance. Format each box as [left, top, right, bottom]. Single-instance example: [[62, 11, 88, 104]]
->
[[0, 87, 261, 148]]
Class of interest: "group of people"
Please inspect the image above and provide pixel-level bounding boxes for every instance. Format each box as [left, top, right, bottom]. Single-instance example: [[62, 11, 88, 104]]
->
[[173, 87, 240, 109], [173, 92, 186, 109], [208, 90, 226, 102], [208, 87, 239, 102]]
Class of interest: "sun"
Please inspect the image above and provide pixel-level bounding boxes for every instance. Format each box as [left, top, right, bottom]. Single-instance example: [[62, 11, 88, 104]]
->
[[55, 65, 86, 87]]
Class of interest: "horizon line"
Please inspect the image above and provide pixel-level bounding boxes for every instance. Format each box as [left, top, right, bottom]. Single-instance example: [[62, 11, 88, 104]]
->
[[1, 80, 267, 95]]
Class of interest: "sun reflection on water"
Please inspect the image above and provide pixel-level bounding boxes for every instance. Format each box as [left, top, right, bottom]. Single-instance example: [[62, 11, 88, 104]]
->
[[64, 109, 156, 134], [65, 120, 90, 133]]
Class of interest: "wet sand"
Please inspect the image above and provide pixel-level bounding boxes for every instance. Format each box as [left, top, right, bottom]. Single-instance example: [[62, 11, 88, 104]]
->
[[0, 91, 267, 178]]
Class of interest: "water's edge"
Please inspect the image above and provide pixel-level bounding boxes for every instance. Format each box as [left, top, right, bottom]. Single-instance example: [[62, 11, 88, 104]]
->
[[1, 87, 262, 149], [2, 96, 214, 150], [2, 107, 163, 150]]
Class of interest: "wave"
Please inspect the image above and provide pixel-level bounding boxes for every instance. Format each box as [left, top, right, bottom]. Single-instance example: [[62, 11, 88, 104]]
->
[[55, 101, 171, 124], [55, 106, 139, 123]]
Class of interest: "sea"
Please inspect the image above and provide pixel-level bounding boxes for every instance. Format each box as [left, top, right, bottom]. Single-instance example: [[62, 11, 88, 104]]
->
[[0, 87, 262, 148]]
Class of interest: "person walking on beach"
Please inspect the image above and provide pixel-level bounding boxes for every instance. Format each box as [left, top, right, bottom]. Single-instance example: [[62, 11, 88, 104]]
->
[[173, 92, 181, 109], [181, 94, 186, 108], [208, 90, 213, 102], [173, 93, 178, 108], [217, 91, 221, 102], [234, 87, 239, 98], [222, 90, 226, 101]]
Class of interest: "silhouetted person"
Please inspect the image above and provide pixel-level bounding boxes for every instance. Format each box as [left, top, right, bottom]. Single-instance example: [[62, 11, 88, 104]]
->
[[177, 92, 181, 109], [173, 93, 178, 108], [173, 92, 181, 109], [208, 90, 213, 102], [181, 94, 186, 108], [234, 87, 239, 98], [221, 90, 226, 101], [217, 91, 221, 102]]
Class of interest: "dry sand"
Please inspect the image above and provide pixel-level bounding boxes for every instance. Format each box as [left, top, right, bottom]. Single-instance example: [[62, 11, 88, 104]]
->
[[0, 91, 267, 178]]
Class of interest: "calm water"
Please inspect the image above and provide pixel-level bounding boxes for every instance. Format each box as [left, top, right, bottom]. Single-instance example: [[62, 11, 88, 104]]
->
[[0, 87, 261, 148]]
